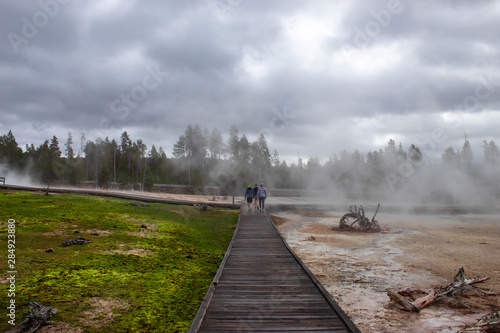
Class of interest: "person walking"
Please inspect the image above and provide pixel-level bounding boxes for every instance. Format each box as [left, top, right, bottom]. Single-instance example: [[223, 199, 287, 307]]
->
[[244, 185, 254, 212], [252, 184, 259, 210], [258, 183, 267, 212]]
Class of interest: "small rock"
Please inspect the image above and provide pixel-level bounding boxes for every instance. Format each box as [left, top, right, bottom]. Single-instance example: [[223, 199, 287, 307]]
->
[[46, 248, 54, 253], [130, 200, 149, 207]]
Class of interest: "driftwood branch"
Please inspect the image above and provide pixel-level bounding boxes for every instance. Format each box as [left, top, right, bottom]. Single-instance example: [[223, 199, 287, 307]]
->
[[6, 302, 58, 333], [459, 309, 500, 332], [388, 268, 492, 312], [371, 203, 380, 224]]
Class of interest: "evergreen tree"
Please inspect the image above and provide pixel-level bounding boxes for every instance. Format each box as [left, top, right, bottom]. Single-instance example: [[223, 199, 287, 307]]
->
[[25, 143, 36, 156], [133, 139, 147, 189], [65, 132, 75, 159], [0, 130, 23, 166], [483, 140, 499, 165], [397, 143, 407, 161], [257, 134, 271, 169], [239, 135, 251, 163], [461, 139, 473, 167], [442, 146, 459, 166], [173, 135, 187, 158], [209, 128, 224, 159], [270, 149, 280, 167], [36, 140, 57, 184], [84, 140, 97, 182], [110, 139, 119, 183], [49, 136, 61, 158], [228, 125, 239, 161], [408, 144, 423, 166]]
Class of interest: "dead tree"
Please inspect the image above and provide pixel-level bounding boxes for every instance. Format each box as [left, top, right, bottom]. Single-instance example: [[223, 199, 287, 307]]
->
[[387, 268, 493, 312], [339, 203, 381, 232], [6, 302, 58, 333]]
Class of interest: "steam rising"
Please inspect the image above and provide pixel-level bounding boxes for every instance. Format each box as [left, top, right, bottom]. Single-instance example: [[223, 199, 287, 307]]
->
[[0, 164, 41, 187], [298, 142, 500, 207]]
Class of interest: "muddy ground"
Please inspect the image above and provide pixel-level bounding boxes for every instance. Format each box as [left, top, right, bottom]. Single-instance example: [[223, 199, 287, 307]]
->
[[273, 210, 500, 333]]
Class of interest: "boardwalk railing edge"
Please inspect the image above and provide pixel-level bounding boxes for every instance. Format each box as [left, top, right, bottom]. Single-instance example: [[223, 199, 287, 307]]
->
[[188, 207, 242, 333], [268, 210, 362, 333], [0, 184, 239, 209]]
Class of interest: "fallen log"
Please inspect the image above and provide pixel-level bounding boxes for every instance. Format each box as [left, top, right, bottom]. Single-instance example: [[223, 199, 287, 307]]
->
[[62, 237, 91, 246], [387, 268, 493, 312], [6, 302, 58, 333], [459, 309, 500, 332]]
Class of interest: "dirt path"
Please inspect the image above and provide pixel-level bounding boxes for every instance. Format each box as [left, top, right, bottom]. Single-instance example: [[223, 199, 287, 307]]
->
[[273, 211, 500, 333]]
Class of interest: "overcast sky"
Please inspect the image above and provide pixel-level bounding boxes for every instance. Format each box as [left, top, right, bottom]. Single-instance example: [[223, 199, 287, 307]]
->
[[1, 0, 499, 164]]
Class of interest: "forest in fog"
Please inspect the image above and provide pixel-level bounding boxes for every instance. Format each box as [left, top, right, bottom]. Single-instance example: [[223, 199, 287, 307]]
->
[[1, 125, 499, 205]]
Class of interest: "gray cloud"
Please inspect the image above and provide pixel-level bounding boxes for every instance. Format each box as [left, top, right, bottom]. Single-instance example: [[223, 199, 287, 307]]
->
[[1, 0, 499, 163]]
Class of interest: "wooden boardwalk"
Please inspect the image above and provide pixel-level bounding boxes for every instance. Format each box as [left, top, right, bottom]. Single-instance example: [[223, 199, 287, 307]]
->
[[189, 208, 360, 332]]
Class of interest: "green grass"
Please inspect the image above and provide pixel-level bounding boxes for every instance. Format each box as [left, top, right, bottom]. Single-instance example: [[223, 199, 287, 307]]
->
[[0, 190, 238, 332]]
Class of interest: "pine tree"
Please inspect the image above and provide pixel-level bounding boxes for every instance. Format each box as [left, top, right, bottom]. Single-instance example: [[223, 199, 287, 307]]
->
[[209, 128, 224, 159], [271, 149, 280, 167], [49, 136, 61, 158], [65, 132, 75, 159], [0, 130, 23, 166], [461, 139, 473, 166], [228, 125, 240, 161], [408, 144, 423, 166], [173, 135, 187, 158], [257, 134, 271, 168], [442, 146, 459, 166], [483, 140, 499, 165]]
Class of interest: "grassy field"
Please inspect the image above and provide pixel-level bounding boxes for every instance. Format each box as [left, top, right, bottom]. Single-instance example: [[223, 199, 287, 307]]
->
[[0, 190, 238, 332]]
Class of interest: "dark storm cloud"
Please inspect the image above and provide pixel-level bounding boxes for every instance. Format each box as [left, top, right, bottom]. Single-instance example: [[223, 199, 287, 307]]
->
[[1, 0, 499, 162]]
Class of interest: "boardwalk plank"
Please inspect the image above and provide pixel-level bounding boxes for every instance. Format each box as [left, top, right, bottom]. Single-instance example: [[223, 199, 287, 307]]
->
[[189, 209, 360, 333]]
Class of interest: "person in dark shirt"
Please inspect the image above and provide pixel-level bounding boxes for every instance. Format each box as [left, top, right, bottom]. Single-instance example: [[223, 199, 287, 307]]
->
[[244, 185, 254, 211], [252, 184, 259, 210]]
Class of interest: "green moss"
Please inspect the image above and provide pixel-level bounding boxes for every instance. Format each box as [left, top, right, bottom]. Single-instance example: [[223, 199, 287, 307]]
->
[[0, 190, 237, 332]]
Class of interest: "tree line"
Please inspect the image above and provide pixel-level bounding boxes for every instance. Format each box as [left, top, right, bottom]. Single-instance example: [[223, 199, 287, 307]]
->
[[1, 127, 499, 204]]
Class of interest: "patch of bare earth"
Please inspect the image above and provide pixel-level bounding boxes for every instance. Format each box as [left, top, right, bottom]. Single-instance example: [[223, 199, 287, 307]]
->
[[127, 222, 159, 238], [42, 228, 113, 237], [274, 211, 500, 333], [81, 229, 113, 236], [38, 322, 84, 333], [78, 297, 130, 329], [103, 248, 154, 256]]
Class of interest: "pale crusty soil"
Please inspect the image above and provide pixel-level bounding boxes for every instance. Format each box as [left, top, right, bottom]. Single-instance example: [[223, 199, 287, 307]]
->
[[274, 211, 500, 333]]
